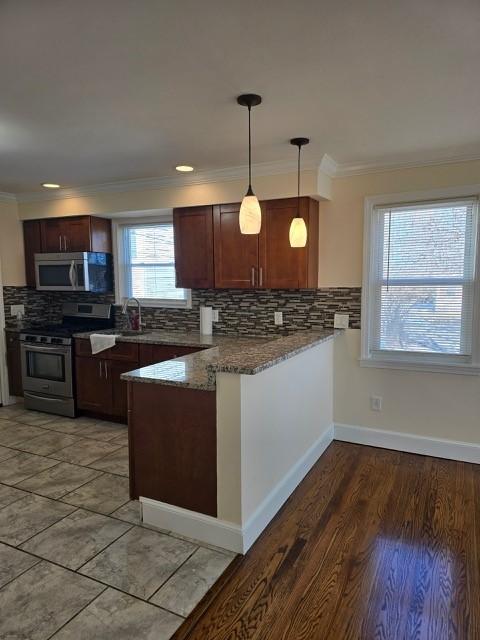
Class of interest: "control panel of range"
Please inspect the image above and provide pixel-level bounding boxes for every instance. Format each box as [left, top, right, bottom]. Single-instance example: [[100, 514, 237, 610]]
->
[[20, 334, 72, 346]]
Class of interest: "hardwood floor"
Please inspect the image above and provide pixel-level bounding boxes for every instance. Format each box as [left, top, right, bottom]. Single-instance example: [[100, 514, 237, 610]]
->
[[173, 442, 480, 640]]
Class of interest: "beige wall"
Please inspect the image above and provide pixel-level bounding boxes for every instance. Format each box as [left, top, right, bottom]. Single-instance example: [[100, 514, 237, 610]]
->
[[334, 331, 480, 443], [0, 199, 25, 286], [318, 159, 480, 287], [17, 169, 324, 220]]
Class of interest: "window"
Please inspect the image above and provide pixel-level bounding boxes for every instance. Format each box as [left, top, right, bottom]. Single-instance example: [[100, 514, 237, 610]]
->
[[362, 194, 480, 372], [114, 217, 190, 308]]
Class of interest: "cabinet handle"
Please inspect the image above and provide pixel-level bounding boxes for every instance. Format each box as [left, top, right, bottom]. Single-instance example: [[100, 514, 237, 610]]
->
[[259, 267, 263, 287], [105, 361, 108, 380], [64, 235, 68, 251], [59, 236, 63, 251], [99, 361, 103, 378], [251, 267, 255, 287]]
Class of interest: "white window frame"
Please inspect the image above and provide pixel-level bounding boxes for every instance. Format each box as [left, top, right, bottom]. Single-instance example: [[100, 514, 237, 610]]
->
[[361, 185, 480, 375], [113, 213, 192, 309]]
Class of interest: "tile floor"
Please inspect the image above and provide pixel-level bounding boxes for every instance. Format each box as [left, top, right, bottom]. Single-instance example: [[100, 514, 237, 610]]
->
[[0, 402, 235, 639]]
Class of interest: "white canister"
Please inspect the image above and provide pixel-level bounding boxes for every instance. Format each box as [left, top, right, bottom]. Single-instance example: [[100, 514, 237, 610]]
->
[[200, 306, 213, 335]]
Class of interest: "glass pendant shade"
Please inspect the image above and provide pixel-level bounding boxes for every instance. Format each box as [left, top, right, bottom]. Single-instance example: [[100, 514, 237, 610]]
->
[[239, 192, 262, 234], [289, 217, 307, 247]]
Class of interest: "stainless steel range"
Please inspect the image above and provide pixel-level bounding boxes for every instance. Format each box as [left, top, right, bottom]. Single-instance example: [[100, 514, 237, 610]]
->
[[20, 302, 113, 417]]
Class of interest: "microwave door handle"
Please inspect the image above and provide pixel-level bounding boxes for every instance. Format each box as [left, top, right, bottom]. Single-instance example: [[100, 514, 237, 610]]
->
[[69, 260, 76, 289]]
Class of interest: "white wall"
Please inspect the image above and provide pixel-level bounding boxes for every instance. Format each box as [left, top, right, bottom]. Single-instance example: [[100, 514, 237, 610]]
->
[[217, 339, 334, 526]]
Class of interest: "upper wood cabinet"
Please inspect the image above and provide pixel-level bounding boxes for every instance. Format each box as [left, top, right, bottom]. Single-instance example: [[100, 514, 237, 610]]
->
[[40, 216, 112, 253], [213, 203, 260, 288], [23, 215, 112, 287], [259, 197, 319, 289], [173, 206, 214, 288], [23, 220, 43, 287]]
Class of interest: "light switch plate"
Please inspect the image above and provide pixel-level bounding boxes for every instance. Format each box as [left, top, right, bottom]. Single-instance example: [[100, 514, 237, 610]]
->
[[274, 311, 283, 326], [10, 304, 25, 317], [334, 313, 349, 329], [212, 309, 219, 322]]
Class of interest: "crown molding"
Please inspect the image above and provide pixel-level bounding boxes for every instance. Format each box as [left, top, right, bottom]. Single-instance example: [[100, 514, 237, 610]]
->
[[334, 152, 480, 177], [14, 159, 319, 204], [0, 191, 16, 203]]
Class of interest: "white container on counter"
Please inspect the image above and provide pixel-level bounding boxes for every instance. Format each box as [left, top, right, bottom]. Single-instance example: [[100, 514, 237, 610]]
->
[[200, 306, 213, 335]]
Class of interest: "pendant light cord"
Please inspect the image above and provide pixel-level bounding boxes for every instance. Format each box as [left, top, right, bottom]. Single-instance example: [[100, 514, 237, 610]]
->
[[248, 106, 252, 190], [297, 143, 301, 216]]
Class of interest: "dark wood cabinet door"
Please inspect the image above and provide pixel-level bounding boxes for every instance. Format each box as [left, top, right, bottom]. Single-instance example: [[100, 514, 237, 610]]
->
[[23, 220, 42, 287], [129, 382, 217, 516], [174, 206, 214, 288], [62, 217, 91, 252], [108, 360, 138, 421], [139, 343, 203, 367], [259, 197, 319, 289], [75, 356, 111, 413], [40, 219, 65, 252], [213, 203, 259, 288], [6, 332, 23, 396]]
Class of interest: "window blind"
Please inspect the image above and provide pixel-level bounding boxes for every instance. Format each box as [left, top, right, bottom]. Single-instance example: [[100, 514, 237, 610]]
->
[[370, 198, 478, 359], [121, 222, 187, 302]]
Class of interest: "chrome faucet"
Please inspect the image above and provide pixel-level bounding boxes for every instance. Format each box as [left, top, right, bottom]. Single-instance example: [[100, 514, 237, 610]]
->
[[121, 297, 142, 331]]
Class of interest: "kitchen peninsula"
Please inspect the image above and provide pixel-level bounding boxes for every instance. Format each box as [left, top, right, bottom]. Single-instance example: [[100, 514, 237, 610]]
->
[[110, 328, 337, 553]]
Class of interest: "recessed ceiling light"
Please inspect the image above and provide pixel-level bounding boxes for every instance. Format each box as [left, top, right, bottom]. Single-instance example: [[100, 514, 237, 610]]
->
[[175, 165, 194, 172], [41, 183, 61, 189]]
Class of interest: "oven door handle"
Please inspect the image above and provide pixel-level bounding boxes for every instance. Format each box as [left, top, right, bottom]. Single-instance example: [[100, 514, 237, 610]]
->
[[21, 344, 70, 354]]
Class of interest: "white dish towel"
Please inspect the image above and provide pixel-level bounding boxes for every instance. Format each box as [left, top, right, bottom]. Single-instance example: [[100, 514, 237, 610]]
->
[[89, 333, 120, 355]]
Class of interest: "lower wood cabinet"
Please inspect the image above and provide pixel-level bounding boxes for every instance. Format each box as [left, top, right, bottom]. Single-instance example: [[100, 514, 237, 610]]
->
[[5, 331, 23, 397], [128, 381, 217, 516], [76, 357, 111, 414], [139, 343, 205, 367]]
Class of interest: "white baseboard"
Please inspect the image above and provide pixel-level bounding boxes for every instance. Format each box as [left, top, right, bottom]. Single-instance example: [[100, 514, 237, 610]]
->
[[334, 423, 480, 465], [241, 424, 334, 552], [141, 424, 335, 554]]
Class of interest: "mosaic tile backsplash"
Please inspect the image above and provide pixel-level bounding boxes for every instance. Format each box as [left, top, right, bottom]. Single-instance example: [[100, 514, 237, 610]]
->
[[3, 286, 361, 335]]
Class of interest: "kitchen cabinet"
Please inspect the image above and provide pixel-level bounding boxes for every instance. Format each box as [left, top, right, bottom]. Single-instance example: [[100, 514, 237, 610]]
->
[[23, 221, 42, 287], [5, 330, 23, 397], [259, 197, 319, 289], [23, 216, 112, 287], [213, 203, 260, 288], [40, 216, 112, 253], [139, 343, 205, 367], [128, 380, 217, 515], [174, 197, 319, 290], [75, 338, 139, 421], [173, 206, 214, 288], [75, 356, 111, 413]]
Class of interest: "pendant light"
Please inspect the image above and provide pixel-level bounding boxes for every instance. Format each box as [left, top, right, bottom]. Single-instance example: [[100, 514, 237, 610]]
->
[[289, 137, 309, 247], [237, 94, 262, 234]]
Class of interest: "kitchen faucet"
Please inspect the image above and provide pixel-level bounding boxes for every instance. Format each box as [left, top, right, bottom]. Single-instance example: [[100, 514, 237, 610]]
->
[[121, 297, 142, 331]]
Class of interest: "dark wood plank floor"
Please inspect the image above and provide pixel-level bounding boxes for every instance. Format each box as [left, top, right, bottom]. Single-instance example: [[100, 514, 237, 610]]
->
[[173, 442, 480, 640]]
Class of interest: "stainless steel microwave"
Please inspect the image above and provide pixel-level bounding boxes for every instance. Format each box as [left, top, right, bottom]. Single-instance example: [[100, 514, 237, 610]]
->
[[34, 252, 113, 292]]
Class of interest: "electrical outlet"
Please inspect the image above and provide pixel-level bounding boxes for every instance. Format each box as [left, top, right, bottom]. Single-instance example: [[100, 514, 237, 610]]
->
[[274, 311, 283, 326], [212, 309, 219, 322], [10, 304, 25, 317], [370, 395, 383, 411], [334, 313, 349, 329]]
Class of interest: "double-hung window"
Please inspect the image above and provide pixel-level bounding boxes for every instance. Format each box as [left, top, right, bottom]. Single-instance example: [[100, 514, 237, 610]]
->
[[115, 216, 191, 308], [362, 194, 479, 372]]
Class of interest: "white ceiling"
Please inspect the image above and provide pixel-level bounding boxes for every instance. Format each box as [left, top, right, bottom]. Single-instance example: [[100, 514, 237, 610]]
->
[[1, 0, 480, 194]]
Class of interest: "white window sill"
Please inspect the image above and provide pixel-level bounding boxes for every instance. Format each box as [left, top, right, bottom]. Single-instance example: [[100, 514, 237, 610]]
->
[[360, 358, 480, 376], [114, 298, 192, 310]]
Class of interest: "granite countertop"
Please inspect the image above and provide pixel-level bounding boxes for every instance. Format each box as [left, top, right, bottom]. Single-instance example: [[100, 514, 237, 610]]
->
[[81, 328, 337, 391]]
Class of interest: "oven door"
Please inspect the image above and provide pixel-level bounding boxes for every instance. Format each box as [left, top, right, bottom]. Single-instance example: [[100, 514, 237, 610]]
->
[[21, 343, 73, 398], [35, 258, 88, 291]]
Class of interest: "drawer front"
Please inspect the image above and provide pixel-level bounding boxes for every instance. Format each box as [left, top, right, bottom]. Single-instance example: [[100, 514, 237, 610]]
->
[[75, 339, 139, 362]]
